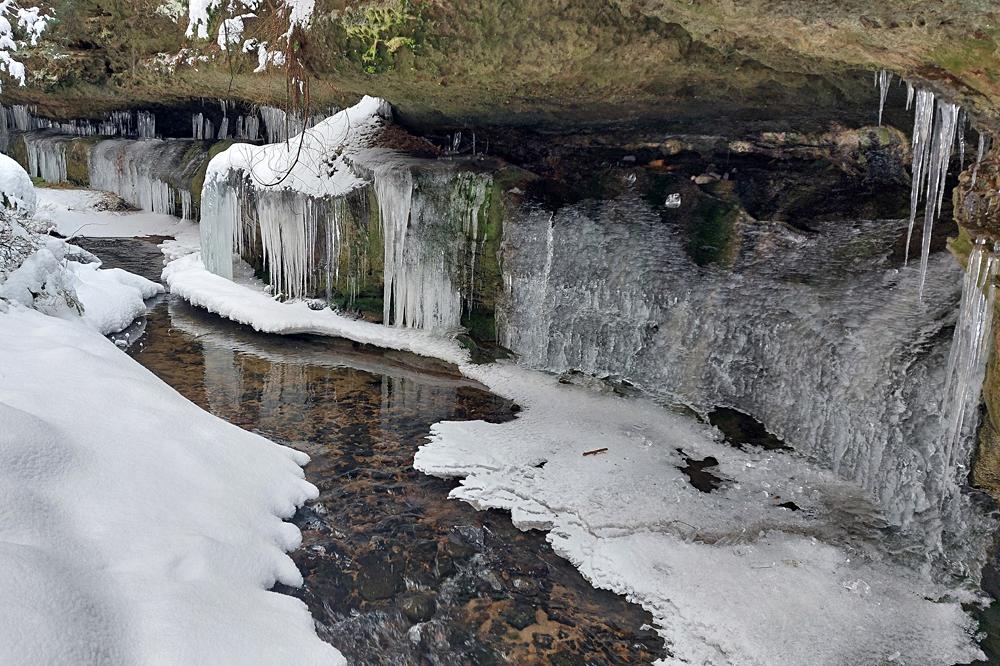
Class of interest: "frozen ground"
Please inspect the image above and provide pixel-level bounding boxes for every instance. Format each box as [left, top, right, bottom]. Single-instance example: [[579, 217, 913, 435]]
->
[[164, 250, 987, 666], [0, 175, 344, 663]]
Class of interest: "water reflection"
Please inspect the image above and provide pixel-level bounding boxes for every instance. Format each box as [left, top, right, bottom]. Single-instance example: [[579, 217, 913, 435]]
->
[[96, 236, 663, 665]]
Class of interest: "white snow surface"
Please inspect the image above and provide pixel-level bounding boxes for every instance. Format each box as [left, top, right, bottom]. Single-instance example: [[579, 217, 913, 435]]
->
[[203, 95, 391, 198], [0, 180, 344, 664], [0, 152, 37, 212], [36, 187, 199, 245], [0, 306, 344, 665], [163, 250, 987, 666]]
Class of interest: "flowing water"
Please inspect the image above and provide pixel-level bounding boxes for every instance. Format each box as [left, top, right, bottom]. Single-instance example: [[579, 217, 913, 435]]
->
[[80, 238, 666, 665]]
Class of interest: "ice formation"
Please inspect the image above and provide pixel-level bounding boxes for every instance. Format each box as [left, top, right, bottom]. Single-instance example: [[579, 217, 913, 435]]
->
[[496, 195, 996, 576], [192, 112, 214, 140], [876, 69, 891, 126], [161, 249, 988, 666], [904, 90, 961, 297], [199, 97, 387, 283], [971, 132, 990, 189], [24, 133, 67, 183], [942, 239, 999, 460], [88, 139, 203, 219]]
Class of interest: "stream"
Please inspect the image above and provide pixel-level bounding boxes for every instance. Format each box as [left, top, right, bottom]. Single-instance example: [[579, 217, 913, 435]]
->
[[80, 237, 666, 665]]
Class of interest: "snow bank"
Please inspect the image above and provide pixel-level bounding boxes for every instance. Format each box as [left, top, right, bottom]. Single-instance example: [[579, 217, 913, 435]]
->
[[0, 306, 344, 665], [164, 252, 465, 363], [0, 235, 163, 336], [0, 152, 37, 212], [163, 249, 986, 665]]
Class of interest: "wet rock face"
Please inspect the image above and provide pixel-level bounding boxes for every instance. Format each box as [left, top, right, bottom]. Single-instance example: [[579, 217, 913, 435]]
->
[[955, 144, 1000, 238]]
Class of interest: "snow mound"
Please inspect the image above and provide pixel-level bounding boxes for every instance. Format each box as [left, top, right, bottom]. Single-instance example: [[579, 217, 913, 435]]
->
[[0, 153, 37, 213], [0, 307, 344, 665], [0, 235, 163, 335]]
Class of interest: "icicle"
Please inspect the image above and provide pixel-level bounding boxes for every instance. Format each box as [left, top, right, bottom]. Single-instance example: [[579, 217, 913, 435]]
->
[[24, 134, 67, 183], [180, 190, 193, 221], [137, 111, 156, 139], [917, 99, 960, 298], [201, 177, 239, 279], [256, 193, 318, 299], [971, 132, 988, 189], [876, 70, 892, 126], [957, 110, 966, 169], [904, 90, 961, 298], [217, 116, 229, 140], [941, 238, 999, 461], [905, 82, 915, 111], [374, 164, 462, 331], [259, 105, 304, 144]]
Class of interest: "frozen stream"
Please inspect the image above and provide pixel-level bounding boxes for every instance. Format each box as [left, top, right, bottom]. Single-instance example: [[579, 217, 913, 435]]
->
[[80, 238, 667, 665]]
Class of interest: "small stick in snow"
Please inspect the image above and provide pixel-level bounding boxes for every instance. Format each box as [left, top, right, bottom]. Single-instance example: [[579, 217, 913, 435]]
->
[[583, 447, 608, 456]]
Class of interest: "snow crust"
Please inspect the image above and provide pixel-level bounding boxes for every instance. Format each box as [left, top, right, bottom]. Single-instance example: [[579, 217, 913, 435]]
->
[[163, 249, 987, 666]]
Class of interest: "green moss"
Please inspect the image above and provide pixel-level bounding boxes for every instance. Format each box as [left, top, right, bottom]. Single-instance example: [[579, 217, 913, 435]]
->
[[688, 197, 739, 267], [930, 37, 1000, 80], [341, 0, 426, 74], [188, 140, 235, 212], [65, 137, 100, 186], [947, 226, 975, 268], [9, 137, 28, 172]]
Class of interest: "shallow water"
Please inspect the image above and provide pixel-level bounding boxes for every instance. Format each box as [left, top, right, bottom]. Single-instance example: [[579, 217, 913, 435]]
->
[[81, 238, 665, 665]]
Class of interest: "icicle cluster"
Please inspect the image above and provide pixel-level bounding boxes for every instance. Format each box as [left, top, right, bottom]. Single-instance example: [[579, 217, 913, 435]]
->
[[876, 70, 892, 126], [24, 134, 67, 183], [904, 90, 961, 298], [192, 113, 215, 140], [137, 111, 156, 139], [89, 140, 195, 219], [0, 105, 158, 139], [236, 115, 260, 141], [374, 165, 462, 331], [941, 238, 999, 460]]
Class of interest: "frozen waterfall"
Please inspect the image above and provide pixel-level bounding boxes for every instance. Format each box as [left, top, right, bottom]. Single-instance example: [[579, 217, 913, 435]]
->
[[942, 239, 998, 465], [89, 139, 204, 219], [24, 133, 68, 183], [496, 193, 993, 576]]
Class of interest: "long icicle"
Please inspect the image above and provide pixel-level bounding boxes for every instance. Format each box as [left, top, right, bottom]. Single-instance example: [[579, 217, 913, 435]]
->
[[876, 70, 892, 126], [904, 90, 935, 267], [918, 99, 960, 299]]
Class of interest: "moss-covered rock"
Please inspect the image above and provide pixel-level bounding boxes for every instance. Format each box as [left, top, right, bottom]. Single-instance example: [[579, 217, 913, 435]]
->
[[7, 0, 1000, 141]]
